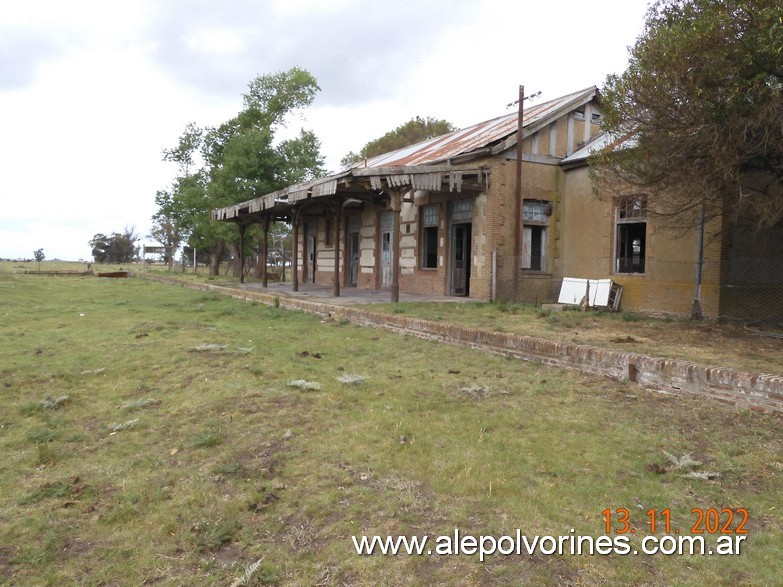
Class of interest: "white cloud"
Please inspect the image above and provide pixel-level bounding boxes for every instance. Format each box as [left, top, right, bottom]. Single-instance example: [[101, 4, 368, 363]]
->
[[0, 0, 651, 260]]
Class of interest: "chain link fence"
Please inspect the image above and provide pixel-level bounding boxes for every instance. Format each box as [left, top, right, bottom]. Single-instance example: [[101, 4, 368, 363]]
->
[[493, 254, 783, 325]]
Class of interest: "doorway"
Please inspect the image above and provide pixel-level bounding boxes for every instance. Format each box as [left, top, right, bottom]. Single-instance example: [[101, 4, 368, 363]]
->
[[347, 216, 360, 287], [451, 223, 471, 296], [380, 211, 394, 289], [305, 223, 317, 283]]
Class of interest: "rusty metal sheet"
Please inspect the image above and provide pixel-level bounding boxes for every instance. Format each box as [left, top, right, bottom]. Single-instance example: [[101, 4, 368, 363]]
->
[[356, 87, 597, 168]]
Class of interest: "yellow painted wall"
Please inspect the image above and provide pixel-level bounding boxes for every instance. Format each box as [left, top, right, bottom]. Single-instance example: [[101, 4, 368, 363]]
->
[[560, 166, 723, 317]]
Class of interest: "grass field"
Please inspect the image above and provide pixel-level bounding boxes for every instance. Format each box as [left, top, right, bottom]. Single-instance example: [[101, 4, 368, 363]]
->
[[1, 268, 782, 585]]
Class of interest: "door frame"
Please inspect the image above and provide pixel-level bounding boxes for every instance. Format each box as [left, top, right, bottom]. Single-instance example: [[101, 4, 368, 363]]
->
[[379, 211, 394, 289], [305, 223, 317, 283], [450, 222, 472, 296]]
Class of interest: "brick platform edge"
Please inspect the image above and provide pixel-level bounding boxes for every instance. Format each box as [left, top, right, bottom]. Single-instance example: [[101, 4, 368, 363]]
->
[[137, 274, 783, 415]]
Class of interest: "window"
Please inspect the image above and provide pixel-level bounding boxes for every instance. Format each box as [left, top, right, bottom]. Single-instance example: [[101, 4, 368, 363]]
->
[[420, 206, 438, 269], [522, 200, 550, 271], [615, 196, 647, 273], [451, 200, 472, 222]]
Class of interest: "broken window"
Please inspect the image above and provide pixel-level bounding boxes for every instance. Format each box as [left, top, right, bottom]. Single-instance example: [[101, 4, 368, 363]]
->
[[522, 199, 550, 271], [420, 206, 438, 269], [615, 196, 647, 273]]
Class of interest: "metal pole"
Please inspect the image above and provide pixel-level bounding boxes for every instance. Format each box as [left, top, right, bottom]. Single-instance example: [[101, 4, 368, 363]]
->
[[690, 199, 705, 320], [513, 85, 524, 299]]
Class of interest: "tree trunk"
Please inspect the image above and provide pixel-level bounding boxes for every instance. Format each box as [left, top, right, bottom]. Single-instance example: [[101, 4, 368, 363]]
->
[[209, 239, 224, 276], [226, 242, 242, 278]]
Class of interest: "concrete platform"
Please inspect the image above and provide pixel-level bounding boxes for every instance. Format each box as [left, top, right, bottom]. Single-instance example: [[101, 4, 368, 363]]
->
[[235, 281, 471, 306]]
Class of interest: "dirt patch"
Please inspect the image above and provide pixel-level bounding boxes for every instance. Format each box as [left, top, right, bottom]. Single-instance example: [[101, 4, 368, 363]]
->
[[0, 545, 17, 581]]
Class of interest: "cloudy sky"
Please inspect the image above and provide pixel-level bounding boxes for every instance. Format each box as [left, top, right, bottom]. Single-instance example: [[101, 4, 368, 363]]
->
[[1, 0, 650, 261]]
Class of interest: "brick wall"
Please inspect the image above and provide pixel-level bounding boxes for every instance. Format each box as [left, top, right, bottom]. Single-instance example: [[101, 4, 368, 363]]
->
[[139, 273, 783, 415]]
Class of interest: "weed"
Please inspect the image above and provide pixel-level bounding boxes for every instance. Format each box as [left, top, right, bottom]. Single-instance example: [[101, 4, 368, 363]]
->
[[192, 519, 242, 550], [36, 444, 57, 466], [335, 374, 368, 385], [230, 558, 265, 587], [192, 430, 225, 448], [213, 463, 243, 476], [19, 403, 42, 416], [118, 398, 161, 410], [107, 419, 139, 432], [497, 302, 525, 314], [9, 530, 66, 565], [40, 395, 69, 410], [287, 380, 322, 391], [18, 481, 71, 505], [190, 343, 228, 352], [621, 312, 640, 322], [27, 428, 59, 444]]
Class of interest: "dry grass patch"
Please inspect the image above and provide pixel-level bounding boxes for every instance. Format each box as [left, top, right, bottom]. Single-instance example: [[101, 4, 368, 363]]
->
[[370, 301, 783, 375], [1, 268, 782, 585]]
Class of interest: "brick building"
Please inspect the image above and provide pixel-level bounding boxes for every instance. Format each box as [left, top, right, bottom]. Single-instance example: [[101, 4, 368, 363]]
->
[[213, 86, 783, 319]]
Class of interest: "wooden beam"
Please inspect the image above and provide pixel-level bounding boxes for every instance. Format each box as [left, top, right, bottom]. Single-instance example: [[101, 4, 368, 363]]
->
[[389, 191, 403, 303], [238, 223, 246, 284], [332, 199, 341, 298], [261, 214, 270, 288], [291, 208, 300, 292]]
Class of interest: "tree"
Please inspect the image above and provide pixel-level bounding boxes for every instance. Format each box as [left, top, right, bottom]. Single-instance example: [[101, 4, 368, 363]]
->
[[592, 0, 783, 230], [153, 67, 325, 277], [150, 188, 188, 270], [340, 116, 457, 168], [89, 227, 139, 263], [33, 248, 45, 268]]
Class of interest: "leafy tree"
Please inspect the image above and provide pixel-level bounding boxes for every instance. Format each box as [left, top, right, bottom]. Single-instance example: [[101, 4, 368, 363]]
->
[[150, 188, 187, 270], [341, 116, 457, 168], [153, 67, 325, 276], [592, 0, 783, 229], [89, 227, 139, 263], [33, 248, 45, 269]]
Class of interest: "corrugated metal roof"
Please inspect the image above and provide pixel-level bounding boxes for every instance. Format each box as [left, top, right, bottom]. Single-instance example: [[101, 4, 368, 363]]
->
[[353, 86, 598, 168], [212, 87, 600, 221]]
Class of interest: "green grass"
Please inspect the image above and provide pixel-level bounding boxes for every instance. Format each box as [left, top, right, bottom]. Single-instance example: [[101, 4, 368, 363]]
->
[[368, 301, 783, 376], [1, 268, 782, 585]]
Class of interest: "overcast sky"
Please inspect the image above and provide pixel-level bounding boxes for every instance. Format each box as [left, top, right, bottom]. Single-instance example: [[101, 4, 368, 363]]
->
[[1, 0, 651, 261]]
